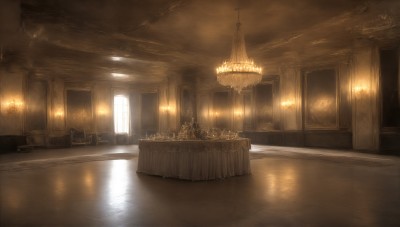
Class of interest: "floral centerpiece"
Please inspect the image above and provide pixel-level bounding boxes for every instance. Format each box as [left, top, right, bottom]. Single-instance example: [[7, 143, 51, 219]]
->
[[145, 118, 240, 141], [177, 119, 239, 140], [177, 118, 207, 140]]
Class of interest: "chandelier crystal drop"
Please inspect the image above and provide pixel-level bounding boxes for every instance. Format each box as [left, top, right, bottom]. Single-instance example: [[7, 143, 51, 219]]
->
[[216, 9, 263, 93]]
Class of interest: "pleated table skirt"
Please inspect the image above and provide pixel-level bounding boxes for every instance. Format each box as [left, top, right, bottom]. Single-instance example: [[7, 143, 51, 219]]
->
[[137, 139, 251, 180]]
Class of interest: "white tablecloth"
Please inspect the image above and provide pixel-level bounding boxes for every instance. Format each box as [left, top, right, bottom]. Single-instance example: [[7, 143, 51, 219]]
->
[[137, 139, 251, 180]]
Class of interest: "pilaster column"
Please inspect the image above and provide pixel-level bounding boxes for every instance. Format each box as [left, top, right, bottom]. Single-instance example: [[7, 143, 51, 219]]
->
[[280, 66, 302, 131], [350, 41, 380, 151], [49, 78, 65, 136]]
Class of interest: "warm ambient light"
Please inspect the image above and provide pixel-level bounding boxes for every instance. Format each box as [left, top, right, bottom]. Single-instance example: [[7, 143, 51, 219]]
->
[[353, 85, 369, 95], [234, 109, 243, 117], [112, 73, 128, 78], [281, 100, 295, 109], [160, 105, 171, 112], [97, 104, 109, 116], [54, 111, 64, 118], [6, 99, 23, 114], [98, 109, 108, 116], [160, 104, 176, 115]]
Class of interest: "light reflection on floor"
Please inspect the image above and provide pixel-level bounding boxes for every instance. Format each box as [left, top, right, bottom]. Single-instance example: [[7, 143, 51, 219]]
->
[[263, 164, 298, 201], [107, 160, 130, 210], [0, 145, 399, 226]]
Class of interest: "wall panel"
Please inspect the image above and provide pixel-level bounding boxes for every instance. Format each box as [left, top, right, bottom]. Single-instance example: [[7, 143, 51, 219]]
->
[[66, 90, 93, 131], [305, 69, 338, 129]]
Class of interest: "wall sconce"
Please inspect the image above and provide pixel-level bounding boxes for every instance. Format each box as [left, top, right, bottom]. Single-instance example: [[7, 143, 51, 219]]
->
[[234, 109, 243, 118], [97, 108, 108, 116], [54, 110, 64, 118], [160, 105, 171, 113], [281, 100, 294, 109], [160, 104, 177, 115], [160, 106, 175, 114], [6, 99, 23, 114], [213, 111, 220, 118], [353, 85, 369, 95]]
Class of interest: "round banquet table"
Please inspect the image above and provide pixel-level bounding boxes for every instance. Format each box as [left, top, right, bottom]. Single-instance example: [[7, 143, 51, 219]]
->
[[137, 138, 251, 180]]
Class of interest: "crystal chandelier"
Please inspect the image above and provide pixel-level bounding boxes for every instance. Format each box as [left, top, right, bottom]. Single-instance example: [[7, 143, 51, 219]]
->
[[216, 9, 262, 93]]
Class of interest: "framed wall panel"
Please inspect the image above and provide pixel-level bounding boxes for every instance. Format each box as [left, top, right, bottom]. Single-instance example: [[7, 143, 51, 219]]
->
[[254, 83, 274, 131], [180, 86, 196, 125], [66, 90, 93, 131], [304, 69, 338, 129], [26, 80, 47, 131], [141, 92, 158, 135]]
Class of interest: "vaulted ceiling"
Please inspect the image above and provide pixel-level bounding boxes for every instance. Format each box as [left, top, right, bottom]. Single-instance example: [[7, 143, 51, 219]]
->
[[1, 0, 400, 84]]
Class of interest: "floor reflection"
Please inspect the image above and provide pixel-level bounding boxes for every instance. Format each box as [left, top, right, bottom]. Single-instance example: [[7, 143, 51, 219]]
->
[[54, 175, 66, 199], [264, 164, 298, 201], [5, 190, 21, 210], [83, 168, 94, 197], [106, 160, 130, 210], [0, 145, 399, 226]]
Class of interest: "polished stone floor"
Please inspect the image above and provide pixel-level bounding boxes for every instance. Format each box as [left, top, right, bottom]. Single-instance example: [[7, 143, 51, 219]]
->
[[1, 145, 400, 226]]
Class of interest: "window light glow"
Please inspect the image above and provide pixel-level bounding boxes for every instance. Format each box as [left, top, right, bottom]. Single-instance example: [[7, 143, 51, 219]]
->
[[114, 95, 130, 134]]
